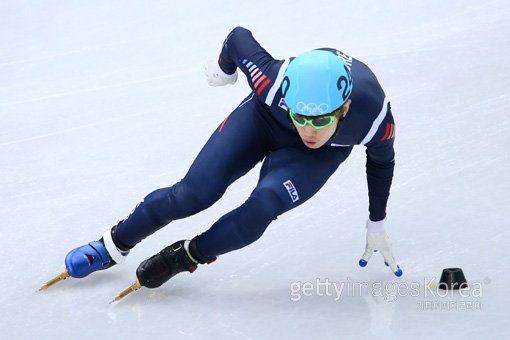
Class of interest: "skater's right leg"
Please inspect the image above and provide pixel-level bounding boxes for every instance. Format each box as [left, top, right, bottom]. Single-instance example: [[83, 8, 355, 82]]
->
[[114, 96, 269, 248], [65, 95, 269, 278]]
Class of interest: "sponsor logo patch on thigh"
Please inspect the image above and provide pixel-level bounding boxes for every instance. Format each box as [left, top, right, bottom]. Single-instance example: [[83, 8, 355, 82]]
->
[[283, 180, 299, 203]]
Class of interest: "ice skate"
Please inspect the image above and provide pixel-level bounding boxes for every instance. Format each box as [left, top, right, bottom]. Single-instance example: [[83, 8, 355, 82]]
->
[[136, 240, 199, 288], [38, 228, 129, 290], [64, 240, 114, 278], [112, 239, 215, 302]]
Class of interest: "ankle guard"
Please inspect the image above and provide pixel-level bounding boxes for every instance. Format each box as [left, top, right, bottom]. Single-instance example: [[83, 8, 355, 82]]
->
[[188, 237, 217, 264], [102, 228, 129, 265]]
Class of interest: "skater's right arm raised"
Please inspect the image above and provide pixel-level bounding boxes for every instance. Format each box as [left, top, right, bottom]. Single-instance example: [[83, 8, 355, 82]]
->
[[205, 27, 280, 95]]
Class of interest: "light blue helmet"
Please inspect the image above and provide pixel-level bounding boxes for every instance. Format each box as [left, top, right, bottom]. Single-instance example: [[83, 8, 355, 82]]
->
[[282, 50, 353, 116]]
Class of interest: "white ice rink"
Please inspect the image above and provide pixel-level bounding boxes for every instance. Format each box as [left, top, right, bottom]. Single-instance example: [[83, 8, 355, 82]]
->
[[1, 1, 509, 339]]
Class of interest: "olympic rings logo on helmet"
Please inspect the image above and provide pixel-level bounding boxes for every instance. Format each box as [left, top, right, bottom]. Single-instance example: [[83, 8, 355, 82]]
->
[[295, 102, 330, 115]]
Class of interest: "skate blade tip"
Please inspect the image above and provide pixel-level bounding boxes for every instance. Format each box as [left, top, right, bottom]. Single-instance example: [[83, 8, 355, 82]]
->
[[110, 292, 131, 304], [109, 295, 127, 304], [37, 270, 70, 292], [110, 280, 142, 303]]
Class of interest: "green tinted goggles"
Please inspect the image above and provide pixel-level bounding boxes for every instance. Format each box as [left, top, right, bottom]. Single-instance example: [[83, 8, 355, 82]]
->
[[289, 110, 336, 129]]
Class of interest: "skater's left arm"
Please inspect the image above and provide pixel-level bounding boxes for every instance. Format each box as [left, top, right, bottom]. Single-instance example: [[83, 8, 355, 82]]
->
[[365, 135, 394, 223], [363, 102, 396, 222], [358, 106, 402, 276]]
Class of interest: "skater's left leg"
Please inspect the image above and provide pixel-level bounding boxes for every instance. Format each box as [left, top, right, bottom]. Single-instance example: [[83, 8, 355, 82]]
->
[[193, 145, 353, 259], [133, 145, 353, 289]]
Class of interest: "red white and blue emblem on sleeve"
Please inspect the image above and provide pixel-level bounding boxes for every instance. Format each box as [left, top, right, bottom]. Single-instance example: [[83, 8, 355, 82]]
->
[[242, 59, 271, 95], [381, 122, 395, 141]]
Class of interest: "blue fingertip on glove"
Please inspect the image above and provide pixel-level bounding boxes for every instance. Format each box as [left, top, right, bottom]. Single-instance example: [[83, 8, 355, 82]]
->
[[360, 260, 403, 277], [394, 266, 403, 277]]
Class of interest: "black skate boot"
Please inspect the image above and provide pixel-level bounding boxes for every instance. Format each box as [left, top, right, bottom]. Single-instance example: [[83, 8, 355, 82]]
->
[[136, 238, 215, 288]]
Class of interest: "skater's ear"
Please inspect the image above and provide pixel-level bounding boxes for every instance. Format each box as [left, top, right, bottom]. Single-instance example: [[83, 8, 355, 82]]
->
[[334, 99, 351, 120]]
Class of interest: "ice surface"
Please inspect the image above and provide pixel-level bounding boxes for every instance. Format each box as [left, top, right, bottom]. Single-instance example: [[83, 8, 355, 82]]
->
[[1, 1, 509, 339]]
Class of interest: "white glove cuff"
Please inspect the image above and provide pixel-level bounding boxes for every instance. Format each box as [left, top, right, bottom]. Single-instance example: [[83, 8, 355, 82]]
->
[[204, 60, 238, 86], [366, 219, 385, 233]]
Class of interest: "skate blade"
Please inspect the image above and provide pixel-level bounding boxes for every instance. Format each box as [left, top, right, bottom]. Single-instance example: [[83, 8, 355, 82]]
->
[[110, 279, 142, 303], [38, 270, 70, 291]]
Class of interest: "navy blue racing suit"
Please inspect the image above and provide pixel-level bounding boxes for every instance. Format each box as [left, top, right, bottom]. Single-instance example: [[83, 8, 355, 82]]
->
[[113, 27, 395, 260]]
